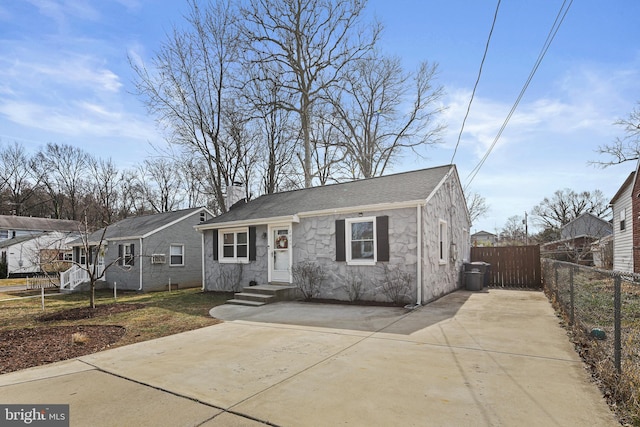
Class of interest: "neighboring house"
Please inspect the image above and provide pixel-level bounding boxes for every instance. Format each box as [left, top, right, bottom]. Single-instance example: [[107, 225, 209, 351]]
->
[[540, 213, 612, 266], [471, 230, 497, 246], [0, 231, 79, 277], [560, 213, 612, 240], [196, 165, 471, 305], [0, 215, 80, 241], [61, 207, 214, 292], [610, 164, 639, 273]]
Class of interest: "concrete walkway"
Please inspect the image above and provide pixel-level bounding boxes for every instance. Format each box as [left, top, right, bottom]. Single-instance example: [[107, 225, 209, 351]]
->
[[0, 289, 618, 426]]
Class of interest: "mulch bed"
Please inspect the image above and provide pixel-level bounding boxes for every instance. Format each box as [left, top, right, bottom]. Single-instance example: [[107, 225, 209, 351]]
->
[[0, 303, 145, 374]]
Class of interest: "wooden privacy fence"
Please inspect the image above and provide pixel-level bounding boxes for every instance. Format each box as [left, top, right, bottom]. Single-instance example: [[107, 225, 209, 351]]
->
[[470, 245, 542, 289]]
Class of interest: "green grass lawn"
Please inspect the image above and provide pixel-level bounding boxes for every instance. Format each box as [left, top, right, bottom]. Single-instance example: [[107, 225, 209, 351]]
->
[[0, 287, 234, 348]]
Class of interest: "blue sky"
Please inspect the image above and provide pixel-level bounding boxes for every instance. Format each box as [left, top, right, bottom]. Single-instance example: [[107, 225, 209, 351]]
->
[[1, 0, 639, 234]]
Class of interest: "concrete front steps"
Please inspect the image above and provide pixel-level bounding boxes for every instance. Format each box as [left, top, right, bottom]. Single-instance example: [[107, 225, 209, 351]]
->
[[226, 284, 299, 307]]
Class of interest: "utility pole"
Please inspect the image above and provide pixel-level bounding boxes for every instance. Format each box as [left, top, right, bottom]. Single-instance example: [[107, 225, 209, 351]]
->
[[523, 212, 529, 245]]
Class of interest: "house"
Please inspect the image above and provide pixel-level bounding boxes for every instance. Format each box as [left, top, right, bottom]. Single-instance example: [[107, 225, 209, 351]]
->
[[471, 230, 497, 246], [196, 165, 471, 305], [60, 207, 214, 292], [0, 215, 80, 241], [560, 213, 612, 240], [610, 163, 640, 273], [540, 213, 613, 265], [0, 231, 79, 277]]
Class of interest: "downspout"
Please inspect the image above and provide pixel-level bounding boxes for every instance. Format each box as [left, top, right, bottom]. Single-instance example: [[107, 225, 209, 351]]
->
[[200, 231, 205, 291], [138, 237, 143, 291], [416, 203, 422, 305]]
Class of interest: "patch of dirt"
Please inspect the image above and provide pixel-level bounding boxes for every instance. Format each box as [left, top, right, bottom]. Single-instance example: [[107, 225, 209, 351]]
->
[[0, 325, 126, 374], [0, 303, 145, 374]]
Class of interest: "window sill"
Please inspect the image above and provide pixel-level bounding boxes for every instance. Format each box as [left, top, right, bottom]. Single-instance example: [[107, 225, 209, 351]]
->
[[347, 260, 376, 266], [219, 259, 249, 264]]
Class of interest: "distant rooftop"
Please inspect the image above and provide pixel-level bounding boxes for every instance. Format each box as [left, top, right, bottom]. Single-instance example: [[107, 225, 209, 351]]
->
[[0, 215, 80, 233]]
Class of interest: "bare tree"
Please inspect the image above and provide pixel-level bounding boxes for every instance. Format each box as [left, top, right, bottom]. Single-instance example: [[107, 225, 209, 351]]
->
[[328, 55, 445, 178], [31, 143, 90, 220], [499, 215, 526, 246], [0, 142, 36, 216], [594, 103, 640, 166], [88, 157, 120, 225], [531, 188, 610, 230], [242, 64, 301, 193], [241, 0, 381, 187], [465, 192, 489, 226], [131, 0, 244, 213], [137, 158, 185, 213]]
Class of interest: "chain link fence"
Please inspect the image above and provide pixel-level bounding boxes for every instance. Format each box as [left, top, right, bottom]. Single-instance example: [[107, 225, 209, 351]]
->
[[542, 258, 640, 424]]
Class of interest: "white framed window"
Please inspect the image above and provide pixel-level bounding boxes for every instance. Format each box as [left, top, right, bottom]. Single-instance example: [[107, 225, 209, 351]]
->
[[79, 248, 87, 266], [170, 244, 184, 266], [346, 217, 376, 265], [439, 220, 448, 264], [620, 208, 626, 231], [119, 243, 135, 267], [219, 228, 249, 263]]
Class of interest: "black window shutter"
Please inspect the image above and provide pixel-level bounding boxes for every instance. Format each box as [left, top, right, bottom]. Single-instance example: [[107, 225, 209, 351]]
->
[[118, 244, 123, 266], [249, 226, 256, 261], [88, 246, 93, 265], [376, 216, 389, 262], [335, 219, 346, 262], [212, 230, 218, 261], [74, 247, 79, 263], [130, 244, 135, 266]]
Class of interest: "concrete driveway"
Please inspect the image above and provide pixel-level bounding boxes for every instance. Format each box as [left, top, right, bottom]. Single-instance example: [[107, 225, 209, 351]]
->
[[0, 289, 618, 426]]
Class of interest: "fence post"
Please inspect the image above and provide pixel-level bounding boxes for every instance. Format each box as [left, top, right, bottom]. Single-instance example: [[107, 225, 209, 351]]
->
[[569, 266, 574, 326], [614, 275, 622, 375], [41, 285, 45, 311], [554, 264, 559, 302]]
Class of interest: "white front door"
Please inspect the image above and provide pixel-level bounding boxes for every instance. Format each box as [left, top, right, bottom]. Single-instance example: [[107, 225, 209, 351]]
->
[[269, 225, 291, 283]]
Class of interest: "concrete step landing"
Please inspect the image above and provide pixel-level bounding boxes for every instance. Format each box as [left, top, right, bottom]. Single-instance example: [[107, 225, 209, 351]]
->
[[227, 284, 299, 307]]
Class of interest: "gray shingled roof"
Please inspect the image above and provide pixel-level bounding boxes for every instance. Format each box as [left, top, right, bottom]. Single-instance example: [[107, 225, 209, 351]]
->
[[80, 207, 207, 244], [0, 215, 80, 233], [204, 165, 454, 225]]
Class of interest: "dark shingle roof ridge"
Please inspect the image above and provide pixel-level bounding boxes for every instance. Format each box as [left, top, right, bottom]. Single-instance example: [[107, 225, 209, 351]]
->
[[255, 164, 453, 200]]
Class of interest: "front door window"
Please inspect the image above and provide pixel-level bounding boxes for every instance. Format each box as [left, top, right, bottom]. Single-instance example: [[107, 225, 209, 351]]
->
[[270, 226, 290, 283]]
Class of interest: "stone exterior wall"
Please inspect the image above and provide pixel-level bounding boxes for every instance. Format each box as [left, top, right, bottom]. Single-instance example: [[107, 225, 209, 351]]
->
[[292, 207, 418, 303], [421, 174, 470, 302], [202, 225, 268, 291]]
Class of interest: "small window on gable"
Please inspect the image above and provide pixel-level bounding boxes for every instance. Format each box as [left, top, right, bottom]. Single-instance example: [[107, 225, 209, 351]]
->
[[170, 244, 184, 266], [620, 209, 626, 231], [346, 217, 376, 265], [219, 228, 249, 263], [439, 220, 448, 264]]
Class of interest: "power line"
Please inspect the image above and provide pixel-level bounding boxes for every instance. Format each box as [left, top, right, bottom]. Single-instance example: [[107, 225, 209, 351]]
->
[[450, 0, 501, 165], [464, 0, 574, 192]]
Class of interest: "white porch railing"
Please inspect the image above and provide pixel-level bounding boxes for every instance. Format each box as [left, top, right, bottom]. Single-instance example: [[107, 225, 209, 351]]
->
[[59, 264, 105, 291]]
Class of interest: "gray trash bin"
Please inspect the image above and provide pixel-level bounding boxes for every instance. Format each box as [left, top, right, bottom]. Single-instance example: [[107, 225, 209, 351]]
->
[[469, 261, 491, 287], [465, 269, 483, 291]]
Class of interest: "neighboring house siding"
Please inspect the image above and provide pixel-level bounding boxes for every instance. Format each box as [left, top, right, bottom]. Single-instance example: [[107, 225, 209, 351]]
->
[[140, 218, 204, 291], [613, 184, 633, 272], [104, 239, 141, 291], [560, 214, 612, 240], [102, 215, 206, 291], [1, 232, 77, 276], [633, 175, 640, 273]]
